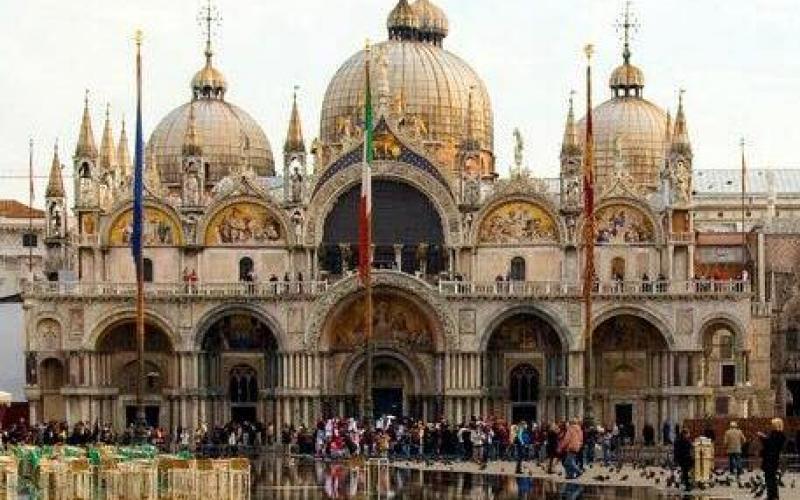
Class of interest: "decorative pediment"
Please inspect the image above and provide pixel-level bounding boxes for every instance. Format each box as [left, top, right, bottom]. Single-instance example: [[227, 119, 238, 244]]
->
[[211, 169, 270, 202], [599, 166, 646, 200], [491, 172, 553, 200], [311, 118, 451, 199]]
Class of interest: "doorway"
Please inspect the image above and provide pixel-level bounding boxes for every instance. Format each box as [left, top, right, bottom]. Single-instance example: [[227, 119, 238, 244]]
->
[[231, 406, 257, 423], [373, 388, 403, 419], [787, 380, 800, 417], [511, 404, 537, 425], [615, 403, 634, 442], [126, 405, 160, 427]]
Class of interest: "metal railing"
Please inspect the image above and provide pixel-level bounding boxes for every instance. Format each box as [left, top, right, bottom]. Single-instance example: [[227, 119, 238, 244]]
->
[[23, 281, 329, 298], [439, 279, 750, 298]]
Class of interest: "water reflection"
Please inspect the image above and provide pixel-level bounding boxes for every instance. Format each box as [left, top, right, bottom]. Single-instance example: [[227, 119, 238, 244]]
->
[[251, 454, 680, 499]]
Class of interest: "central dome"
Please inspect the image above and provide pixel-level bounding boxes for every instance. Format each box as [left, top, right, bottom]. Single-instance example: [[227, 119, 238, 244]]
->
[[319, 0, 493, 172], [147, 51, 274, 185]]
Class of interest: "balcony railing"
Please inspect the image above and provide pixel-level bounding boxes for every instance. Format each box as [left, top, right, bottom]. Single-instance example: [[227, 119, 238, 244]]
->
[[24, 281, 329, 298], [439, 279, 750, 298]]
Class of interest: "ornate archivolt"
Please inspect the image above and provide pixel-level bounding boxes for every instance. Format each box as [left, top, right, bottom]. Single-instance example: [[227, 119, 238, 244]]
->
[[697, 313, 747, 350], [192, 303, 286, 352], [103, 202, 184, 247], [198, 196, 292, 247], [304, 271, 457, 352], [592, 304, 675, 350], [83, 306, 178, 351], [304, 161, 460, 247]]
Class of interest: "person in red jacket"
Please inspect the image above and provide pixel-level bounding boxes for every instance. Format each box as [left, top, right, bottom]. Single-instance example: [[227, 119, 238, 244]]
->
[[558, 418, 583, 479]]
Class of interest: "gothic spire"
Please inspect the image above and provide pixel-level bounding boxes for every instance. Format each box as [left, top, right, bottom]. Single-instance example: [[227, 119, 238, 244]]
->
[[283, 88, 306, 154], [98, 103, 117, 171], [561, 91, 580, 156], [75, 90, 97, 159], [671, 90, 691, 155], [117, 118, 132, 179], [183, 103, 203, 157], [46, 140, 65, 198]]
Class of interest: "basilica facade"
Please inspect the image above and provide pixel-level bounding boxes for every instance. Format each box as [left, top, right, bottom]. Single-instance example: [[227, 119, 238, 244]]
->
[[22, 0, 774, 438]]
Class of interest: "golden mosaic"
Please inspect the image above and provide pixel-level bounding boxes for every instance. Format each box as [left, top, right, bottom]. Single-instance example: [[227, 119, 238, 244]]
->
[[479, 202, 557, 244], [205, 203, 283, 245], [594, 204, 654, 244], [109, 207, 181, 246]]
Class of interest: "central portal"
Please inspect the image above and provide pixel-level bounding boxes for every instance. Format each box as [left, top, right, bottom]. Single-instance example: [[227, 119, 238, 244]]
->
[[373, 388, 403, 419]]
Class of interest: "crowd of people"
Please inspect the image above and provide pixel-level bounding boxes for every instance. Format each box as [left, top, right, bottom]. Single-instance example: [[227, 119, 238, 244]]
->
[[1, 414, 791, 497]]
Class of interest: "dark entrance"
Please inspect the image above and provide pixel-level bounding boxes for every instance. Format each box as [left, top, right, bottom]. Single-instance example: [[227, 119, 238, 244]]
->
[[126, 405, 160, 427], [231, 406, 257, 423], [511, 404, 537, 425], [615, 403, 634, 441], [373, 388, 403, 419], [787, 380, 800, 417]]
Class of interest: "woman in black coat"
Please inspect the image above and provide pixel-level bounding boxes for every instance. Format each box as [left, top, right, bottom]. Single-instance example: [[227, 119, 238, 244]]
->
[[673, 429, 694, 492], [759, 418, 786, 500]]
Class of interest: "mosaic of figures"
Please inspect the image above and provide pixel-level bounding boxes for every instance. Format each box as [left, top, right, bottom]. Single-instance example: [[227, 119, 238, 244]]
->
[[329, 293, 434, 352], [109, 208, 181, 246], [487, 314, 562, 352], [202, 315, 277, 352], [594, 204, 654, 244], [479, 202, 557, 244], [205, 203, 283, 245]]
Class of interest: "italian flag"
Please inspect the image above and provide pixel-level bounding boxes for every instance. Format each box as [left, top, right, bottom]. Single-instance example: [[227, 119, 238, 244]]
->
[[358, 49, 374, 285]]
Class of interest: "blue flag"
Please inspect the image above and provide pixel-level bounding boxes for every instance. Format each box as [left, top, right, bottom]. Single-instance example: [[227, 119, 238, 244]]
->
[[131, 34, 144, 271]]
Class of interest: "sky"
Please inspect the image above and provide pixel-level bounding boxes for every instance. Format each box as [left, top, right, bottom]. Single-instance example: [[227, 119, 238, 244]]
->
[[0, 0, 798, 207]]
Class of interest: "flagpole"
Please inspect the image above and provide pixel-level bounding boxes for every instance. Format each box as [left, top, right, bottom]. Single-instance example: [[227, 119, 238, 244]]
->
[[582, 44, 596, 427], [134, 29, 146, 434], [28, 138, 34, 275], [740, 138, 746, 272], [363, 40, 374, 428]]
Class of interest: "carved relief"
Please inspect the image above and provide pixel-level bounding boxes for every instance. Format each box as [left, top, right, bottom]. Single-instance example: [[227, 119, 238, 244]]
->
[[205, 203, 283, 245], [287, 307, 304, 335], [676, 307, 694, 336], [69, 308, 84, 338], [109, 207, 182, 246], [594, 204, 654, 244], [458, 309, 476, 335], [36, 319, 61, 351], [479, 201, 557, 244]]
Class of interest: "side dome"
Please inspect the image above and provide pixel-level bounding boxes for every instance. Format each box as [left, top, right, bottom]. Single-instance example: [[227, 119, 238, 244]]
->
[[578, 97, 667, 190], [147, 53, 274, 185], [414, 0, 449, 41], [148, 100, 274, 185]]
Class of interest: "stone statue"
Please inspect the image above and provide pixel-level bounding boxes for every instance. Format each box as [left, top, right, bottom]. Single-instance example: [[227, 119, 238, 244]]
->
[[290, 166, 303, 203], [340, 244, 353, 271], [25, 352, 37, 385], [613, 134, 624, 162], [674, 160, 691, 203], [415, 242, 429, 271], [464, 173, 480, 206], [462, 212, 473, 238], [513, 127, 524, 171], [310, 138, 322, 169], [184, 174, 200, 206], [291, 209, 304, 242], [337, 116, 354, 141], [49, 202, 62, 234], [98, 172, 112, 210]]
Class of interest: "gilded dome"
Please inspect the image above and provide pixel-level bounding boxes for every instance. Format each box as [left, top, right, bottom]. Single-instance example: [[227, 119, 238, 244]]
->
[[609, 63, 645, 90], [320, 40, 493, 160], [578, 96, 667, 191], [147, 55, 274, 185], [414, 0, 449, 40]]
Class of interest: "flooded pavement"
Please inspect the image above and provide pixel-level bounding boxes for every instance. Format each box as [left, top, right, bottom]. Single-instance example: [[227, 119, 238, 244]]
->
[[250, 455, 682, 499]]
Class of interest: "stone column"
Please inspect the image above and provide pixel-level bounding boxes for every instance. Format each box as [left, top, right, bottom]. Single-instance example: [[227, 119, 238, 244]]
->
[[757, 232, 766, 300], [393, 244, 403, 271]]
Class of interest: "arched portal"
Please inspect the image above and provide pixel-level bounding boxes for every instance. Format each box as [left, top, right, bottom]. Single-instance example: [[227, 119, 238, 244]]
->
[[321, 288, 442, 420], [96, 321, 174, 427], [592, 314, 670, 442], [199, 313, 279, 424], [485, 313, 565, 423], [320, 180, 446, 276]]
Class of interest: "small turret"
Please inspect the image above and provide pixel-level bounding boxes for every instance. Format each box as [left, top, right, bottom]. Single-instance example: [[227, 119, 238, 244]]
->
[[74, 92, 98, 208], [671, 91, 691, 156], [560, 92, 583, 209], [45, 141, 68, 273], [116, 119, 132, 183], [284, 90, 307, 205]]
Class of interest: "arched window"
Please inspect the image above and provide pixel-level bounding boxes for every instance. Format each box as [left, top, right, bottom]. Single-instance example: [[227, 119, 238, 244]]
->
[[239, 257, 254, 282], [509, 364, 539, 402], [142, 258, 154, 283], [509, 257, 526, 281], [611, 257, 625, 281]]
